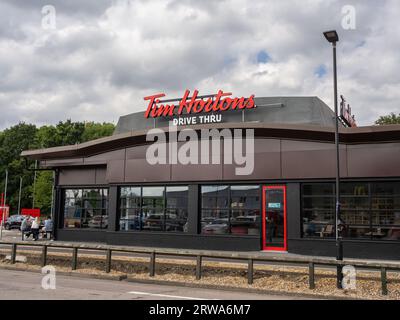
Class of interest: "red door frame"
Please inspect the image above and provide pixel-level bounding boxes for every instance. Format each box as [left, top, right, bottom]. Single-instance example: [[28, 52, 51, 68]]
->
[[262, 185, 287, 251]]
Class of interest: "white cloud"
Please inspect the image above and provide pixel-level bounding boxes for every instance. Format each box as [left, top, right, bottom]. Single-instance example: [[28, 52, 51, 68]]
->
[[0, 0, 399, 129]]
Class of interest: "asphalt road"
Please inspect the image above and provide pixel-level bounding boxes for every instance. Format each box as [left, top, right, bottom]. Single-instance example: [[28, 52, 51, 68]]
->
[[0, 269, 312, 300]]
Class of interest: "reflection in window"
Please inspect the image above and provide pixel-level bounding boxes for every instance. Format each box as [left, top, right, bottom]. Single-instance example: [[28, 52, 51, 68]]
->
[[63, 188, 108, 229], [119, 186, 188, 232], [201, 185, 260, 235], [302, 182, 400, 241]]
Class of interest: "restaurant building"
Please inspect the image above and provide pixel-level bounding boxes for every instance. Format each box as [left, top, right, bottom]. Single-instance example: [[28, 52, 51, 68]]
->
[[22, 91, 400, 260]]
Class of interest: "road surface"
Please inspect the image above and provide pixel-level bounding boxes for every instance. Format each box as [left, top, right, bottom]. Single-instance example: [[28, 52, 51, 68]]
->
[[0, 269, 313, 300]]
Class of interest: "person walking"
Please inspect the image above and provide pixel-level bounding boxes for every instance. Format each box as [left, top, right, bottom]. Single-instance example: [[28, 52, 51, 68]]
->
[[31, 217, 40, 241]]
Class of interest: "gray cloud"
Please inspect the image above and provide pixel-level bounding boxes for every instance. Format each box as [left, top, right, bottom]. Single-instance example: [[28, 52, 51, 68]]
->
[[0, 0, 399, 130]]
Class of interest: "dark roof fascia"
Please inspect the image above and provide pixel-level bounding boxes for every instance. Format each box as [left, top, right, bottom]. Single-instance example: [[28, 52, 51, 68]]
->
[[21, 123, 400, 160]]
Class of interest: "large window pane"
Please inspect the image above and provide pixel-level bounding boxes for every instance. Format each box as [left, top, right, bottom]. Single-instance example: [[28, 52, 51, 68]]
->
[[340, 183, 369, 196], [165, 186, 188, 232], [371, 211, 400, 225], [303, 184, 334, 196], [302, 182, 400, 241], [370, 226, 400, 240], [201, 185, 260, 235], [201, 209, 229, 234], [63, 188, 108, 229], [118, 186, 188, 233]]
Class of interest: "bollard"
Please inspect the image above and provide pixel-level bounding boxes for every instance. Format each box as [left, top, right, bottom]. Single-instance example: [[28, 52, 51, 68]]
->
[[247, 259, 254, 285], [105, 249, 112, 273], [149, 251, 156, 277], [72, 247, 78, 270], [308, 262, 315, 289], [196, 255, 202, 280], [41, 246, 48, 267], [381, 268, 388, 296]]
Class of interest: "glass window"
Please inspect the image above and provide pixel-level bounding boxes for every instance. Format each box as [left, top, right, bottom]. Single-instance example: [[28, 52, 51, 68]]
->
[[63, 188, 108, 229], [302, 182, 400, 241], [118, 186, 188, 233], [166, 186, 189, 232], [201, 185, 260, 235], [142, 187, 165, 231]]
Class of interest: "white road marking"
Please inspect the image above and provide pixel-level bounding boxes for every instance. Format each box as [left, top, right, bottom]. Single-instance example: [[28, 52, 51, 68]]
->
[[128, 291, 219, 300]]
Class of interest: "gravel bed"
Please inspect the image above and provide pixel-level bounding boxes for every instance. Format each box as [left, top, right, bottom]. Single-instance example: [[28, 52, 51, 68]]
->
[[0, 249, 399, 300]]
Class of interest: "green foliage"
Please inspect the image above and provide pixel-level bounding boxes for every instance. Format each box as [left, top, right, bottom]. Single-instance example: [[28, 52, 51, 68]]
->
[[81, 122, 115, 142], [375, 113, 400, 125], [33, 171, 53, 216], [0, 120, 115, 215]]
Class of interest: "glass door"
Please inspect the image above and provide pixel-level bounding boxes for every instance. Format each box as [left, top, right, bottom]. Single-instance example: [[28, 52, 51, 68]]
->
[[262, 186, 287, 251]]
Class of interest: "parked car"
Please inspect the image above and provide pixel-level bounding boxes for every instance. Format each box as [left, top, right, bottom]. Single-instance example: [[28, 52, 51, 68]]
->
[[4, 215, 27, 230], [201, 219, 229, 234], [88, 215, 108, 229]]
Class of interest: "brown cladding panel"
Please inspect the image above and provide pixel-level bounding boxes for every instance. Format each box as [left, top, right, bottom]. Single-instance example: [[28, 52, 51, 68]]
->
[[95, 167, 107, 185], [171, 140, 223, 182], [59, 168, 96, 185], [84, 149, 125, 164], [347, 143, 400, 177], [106, 160, 125, 183], [281, 140, 348, 179], [125, 159, 171, 183], [223, 138, 281, 180], [126, 144, 149, 159], [171, 163, 223, 182]]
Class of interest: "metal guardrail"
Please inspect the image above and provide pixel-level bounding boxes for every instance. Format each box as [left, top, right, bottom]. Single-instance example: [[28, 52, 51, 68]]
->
[[1, 240, 400, 296]]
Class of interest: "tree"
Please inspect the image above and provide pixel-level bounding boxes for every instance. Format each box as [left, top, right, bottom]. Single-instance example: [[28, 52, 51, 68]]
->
[[55, 120, 85, 146], [0, 120, 115, 216], [375, 113, 400, 125], [0, 123, 37, 214], [81, 122, 115, 142], [32, 171, 53, 216]]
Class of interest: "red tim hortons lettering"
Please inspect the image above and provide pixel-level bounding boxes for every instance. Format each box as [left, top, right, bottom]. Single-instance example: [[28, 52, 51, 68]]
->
[[143, 90, 256, 119]]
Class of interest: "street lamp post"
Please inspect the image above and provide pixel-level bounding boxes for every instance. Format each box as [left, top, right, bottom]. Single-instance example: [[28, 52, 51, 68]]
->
[[323, 30, 343, 289]]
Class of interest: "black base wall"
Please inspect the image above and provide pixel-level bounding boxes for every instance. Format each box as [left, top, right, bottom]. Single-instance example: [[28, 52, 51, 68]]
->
[[288, 238, 400, 260], [57, 229, 107, 243], [56, 230, 261, 251]]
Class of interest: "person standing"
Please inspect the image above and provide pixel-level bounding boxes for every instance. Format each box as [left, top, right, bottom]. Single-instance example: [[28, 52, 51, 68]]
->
[[31, 217, 40, 241], [21, 216, 32, 240], [43, 216, 53, 239]]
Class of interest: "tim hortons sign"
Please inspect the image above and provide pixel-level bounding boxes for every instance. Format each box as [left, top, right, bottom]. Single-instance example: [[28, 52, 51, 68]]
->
[[143, 89, 256, 125]]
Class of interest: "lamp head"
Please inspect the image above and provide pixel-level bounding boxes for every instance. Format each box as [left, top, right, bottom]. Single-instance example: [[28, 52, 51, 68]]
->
[[323, 30, 339, 43]]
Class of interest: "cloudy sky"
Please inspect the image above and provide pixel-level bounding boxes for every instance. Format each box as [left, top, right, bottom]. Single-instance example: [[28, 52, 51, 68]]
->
[[0, 0, 399, 129]]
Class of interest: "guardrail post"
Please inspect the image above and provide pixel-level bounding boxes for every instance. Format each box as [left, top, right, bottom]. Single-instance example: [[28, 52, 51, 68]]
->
[[41, 246, 48, 267], [196, 255, 202, 280], [336, 264, 343, 289], [72, 247, 78, 270], [11, 243, 17, 264], [149, 251, 156, 277], [381, 268, 388, 296], [247, 259, 254, 285], [308, 262, 315, 289], [105, 249, 112, 273]]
